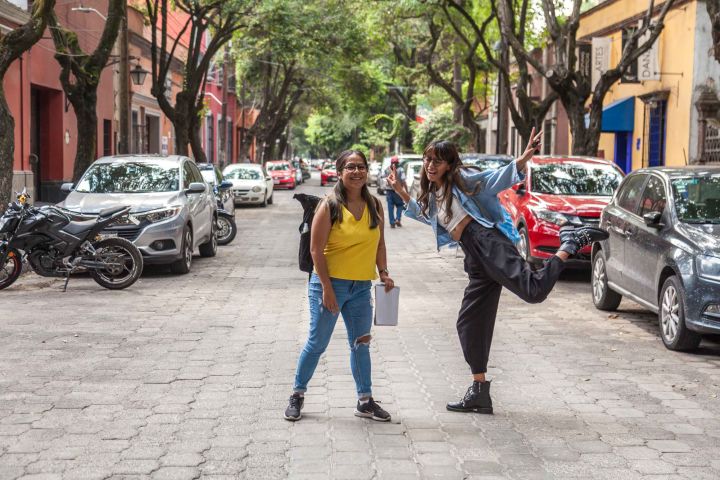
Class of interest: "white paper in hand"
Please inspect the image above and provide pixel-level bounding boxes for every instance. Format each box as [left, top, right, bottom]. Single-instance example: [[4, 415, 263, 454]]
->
[[374, 284, 399, 326]]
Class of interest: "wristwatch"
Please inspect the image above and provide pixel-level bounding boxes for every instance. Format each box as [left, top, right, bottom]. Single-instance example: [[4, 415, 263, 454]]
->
[[378, 268, 390, 276]]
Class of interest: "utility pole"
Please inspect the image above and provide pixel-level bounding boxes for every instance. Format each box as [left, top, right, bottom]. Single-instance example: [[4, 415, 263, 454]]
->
[[117, 2, 130, 154], [219, 45, 229, 166]]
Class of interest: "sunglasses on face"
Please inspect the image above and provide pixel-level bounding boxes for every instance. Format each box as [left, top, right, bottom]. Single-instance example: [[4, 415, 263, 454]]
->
[[342, 163, 368, 173], [423, 156, 447, 167]]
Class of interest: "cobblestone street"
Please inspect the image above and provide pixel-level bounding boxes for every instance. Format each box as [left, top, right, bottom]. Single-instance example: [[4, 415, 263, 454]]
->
[[1, 176, 720, 480]]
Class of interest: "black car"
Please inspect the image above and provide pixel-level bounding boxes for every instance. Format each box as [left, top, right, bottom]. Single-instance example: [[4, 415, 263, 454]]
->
[[591, 167, 720, 351], [460, 153, 514, 171]]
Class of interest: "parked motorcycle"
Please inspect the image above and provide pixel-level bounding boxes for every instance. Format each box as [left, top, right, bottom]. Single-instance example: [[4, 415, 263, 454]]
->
[[0, 189, 143, 291], [215, 181, 237, 246]]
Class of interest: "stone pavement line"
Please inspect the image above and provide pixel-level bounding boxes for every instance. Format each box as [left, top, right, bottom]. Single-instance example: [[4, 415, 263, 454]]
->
[[1, 183, 719, 480]]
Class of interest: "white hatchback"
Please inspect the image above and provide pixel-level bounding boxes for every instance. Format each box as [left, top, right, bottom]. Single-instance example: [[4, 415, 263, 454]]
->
[[223, 163, 274, 207]]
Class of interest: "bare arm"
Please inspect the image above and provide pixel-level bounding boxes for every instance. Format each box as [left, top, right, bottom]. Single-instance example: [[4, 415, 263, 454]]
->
[[515, 127, 543, 174], [310, 201, 338, 313], [374, 201, 395, 292]]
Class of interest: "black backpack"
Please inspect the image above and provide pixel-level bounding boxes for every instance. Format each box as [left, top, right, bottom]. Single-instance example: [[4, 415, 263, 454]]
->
[[293, 193, 322, 273]]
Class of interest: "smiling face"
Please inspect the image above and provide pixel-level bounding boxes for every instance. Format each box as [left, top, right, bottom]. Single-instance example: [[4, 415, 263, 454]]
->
[[423, 151, 451, 185], [339, 154, 368, 190]]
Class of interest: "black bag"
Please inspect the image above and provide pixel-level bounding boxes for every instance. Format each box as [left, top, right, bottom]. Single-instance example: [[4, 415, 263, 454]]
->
[[293, 193, 322, 273]]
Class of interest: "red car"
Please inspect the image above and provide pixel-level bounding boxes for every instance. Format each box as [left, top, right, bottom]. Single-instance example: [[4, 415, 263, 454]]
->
[[266, 161, 296, 190], [499, 156, 624, 266], [320, 162, 338, 186]]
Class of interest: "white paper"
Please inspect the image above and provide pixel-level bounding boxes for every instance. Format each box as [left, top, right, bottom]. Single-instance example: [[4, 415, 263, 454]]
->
[[374, 284, 399, 326]]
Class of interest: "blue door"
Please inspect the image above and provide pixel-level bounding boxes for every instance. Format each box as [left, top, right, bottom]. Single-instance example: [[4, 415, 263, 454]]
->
[[647, 100, 667, 167], [614, 132, 632, 173]]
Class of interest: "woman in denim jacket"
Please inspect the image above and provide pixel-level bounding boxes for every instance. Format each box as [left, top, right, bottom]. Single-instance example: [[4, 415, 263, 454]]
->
[[285, 150, 395, 422], [387, 129, 608, 414]]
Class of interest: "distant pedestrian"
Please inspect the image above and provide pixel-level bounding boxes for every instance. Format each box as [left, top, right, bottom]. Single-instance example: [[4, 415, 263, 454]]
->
[[385, 156, 406, 228], [387, 128, 609, 415], [284, 149, 395, 422]]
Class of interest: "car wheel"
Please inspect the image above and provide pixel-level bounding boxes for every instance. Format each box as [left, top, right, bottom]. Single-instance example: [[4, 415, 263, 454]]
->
[[216, 215, 237, 245], [290, 182, 296, 190], [199, 219, 218, 257], [517, 226, 531, 261], [267, 193, 274, 205], [591, 250, 622, 311], [170, 226, 193, 274], [321, 181, 325, 187], [261, 193, 268, 208], [377, 188, 384, 195], [659, 276, 701, 351]]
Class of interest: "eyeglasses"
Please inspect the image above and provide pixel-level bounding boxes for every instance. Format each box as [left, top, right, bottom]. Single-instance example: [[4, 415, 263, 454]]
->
[[342, 163, 368, 173], [423, 156, 447, 167]]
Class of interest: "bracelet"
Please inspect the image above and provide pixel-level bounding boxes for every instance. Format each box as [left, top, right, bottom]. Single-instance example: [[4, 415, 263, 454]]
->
[[378, 268, 389, 276]]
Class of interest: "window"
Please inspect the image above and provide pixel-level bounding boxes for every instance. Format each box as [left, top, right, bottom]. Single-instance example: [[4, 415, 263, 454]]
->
[[183, 162, 195, 188], [638, 176, 667, 216], [206, 114, 215, 163], [103, 120, 112, 156], [187, 161, 205, 183], [617, 174, 648, 214]]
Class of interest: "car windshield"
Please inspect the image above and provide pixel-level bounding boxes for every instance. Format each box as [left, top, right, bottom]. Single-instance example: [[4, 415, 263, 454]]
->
[[267, 163, 291, 171], [75, 161, 179, 193], [224, 168, 261, 180], [531, 162, 622, 196], [671, 175, 720, 224], [200, 170, 216, 185]]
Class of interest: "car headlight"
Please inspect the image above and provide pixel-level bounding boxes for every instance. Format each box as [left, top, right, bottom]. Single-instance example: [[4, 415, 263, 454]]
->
[[529, 208, 581, 226], [252, 186, 262, 193], [132, 206, 182, 224], [696, 255, 720, 282]]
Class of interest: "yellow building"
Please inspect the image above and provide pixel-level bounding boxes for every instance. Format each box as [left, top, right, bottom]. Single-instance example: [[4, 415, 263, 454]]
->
[[577, 0, 720, 172]]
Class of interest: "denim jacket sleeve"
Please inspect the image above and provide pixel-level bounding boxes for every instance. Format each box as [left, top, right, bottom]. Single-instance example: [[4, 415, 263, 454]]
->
[[403, 198, 432, 226], [468, 160, 526, 196]]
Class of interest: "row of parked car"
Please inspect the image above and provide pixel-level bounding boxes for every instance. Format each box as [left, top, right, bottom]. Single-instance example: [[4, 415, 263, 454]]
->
[[374, 152, 720, 351], [56, 155, 299, 276]]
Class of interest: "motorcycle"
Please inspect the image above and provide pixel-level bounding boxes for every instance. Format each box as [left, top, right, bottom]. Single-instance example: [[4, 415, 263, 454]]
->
[[215, 181, 237, 246], [0, 189, 144, 291]]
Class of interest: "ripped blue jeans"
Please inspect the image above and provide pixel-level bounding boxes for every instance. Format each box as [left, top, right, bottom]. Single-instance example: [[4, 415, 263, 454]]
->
[[294, 273, 373, 398]]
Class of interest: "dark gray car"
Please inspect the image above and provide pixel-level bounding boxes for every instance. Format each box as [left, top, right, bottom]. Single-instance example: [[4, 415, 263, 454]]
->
[[59, 155, 217, 274], [591, 167, 720, 351]]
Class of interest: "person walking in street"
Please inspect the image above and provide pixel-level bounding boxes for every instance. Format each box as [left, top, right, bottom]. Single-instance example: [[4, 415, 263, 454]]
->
[[285, 149, 395, 422], [385, 156, 407, 228], [386, 129, 609, 415]]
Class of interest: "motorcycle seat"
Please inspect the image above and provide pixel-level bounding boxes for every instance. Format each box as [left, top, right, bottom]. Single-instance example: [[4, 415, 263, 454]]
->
[[99, 206, 127, 217], [63, 219, 98, 235]]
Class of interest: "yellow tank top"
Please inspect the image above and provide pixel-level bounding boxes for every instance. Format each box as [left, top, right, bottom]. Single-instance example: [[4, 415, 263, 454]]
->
[[322, 203, 380, 281]]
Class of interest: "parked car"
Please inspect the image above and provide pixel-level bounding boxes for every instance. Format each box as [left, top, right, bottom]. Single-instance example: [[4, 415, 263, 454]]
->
[[405, 160, 424, 197], [266, 161, 297, 190], [499, 156, 624, 266], [197, 163, 234, 214], [592, 167, 720, 351], [223, 163, 274, 207], [321, 161, 338, 186], [461, 153, 514, 171], [377, 154, 422, 195], [58, 155, 217, 274], [368, 161, 382, 186]]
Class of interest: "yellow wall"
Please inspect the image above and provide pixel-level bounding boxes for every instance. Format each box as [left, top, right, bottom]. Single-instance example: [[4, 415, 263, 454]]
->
[[578, 0, 697, 168]]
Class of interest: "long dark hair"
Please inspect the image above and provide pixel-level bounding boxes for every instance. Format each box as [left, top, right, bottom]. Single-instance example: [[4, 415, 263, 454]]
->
[[323, 150, 380, 228], [417, 141, 480, 222]]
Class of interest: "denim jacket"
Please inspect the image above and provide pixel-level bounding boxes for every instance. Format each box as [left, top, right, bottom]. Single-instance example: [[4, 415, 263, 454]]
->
[[404, 160, 525, 250]]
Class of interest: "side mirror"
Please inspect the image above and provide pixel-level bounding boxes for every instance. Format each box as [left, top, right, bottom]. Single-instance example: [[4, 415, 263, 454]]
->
[[219, 180, 233, 190], [643, 211, 663, 228], [60, 183, 75, 193], [513, 183, 526, 196], [265, 176, 272, 181], [186, 182, 206, 194]]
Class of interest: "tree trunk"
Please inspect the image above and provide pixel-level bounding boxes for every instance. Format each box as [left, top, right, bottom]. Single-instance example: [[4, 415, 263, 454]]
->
[[0, 89, 15, 210], [190, 118, 207, 163], [565, 101, 600, 156], [173, 92, 193, 156], [71, 92, 98, 182]]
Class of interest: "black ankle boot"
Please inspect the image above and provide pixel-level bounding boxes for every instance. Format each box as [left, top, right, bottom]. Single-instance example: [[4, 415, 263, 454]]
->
[[446, 380, 493, 414]]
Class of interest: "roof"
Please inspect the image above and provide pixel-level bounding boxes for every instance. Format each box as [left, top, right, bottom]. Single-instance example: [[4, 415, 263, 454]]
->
[[94, 155, 187, 164], [530, 155, 615, 165], [0, 0, 29, 27]]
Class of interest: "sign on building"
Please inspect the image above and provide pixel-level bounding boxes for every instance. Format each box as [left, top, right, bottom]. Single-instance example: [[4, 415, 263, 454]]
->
[[638, 30, 660, 81], [592, 37, 611, 89]]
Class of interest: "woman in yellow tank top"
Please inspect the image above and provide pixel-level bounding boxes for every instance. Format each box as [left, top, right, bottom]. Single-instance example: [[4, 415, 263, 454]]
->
[[284, 150, 395, 423]]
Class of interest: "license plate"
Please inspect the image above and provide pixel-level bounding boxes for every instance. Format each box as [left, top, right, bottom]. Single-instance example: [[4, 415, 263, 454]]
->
[[273, 179, 280, 184], [97, 232, 118, 240]]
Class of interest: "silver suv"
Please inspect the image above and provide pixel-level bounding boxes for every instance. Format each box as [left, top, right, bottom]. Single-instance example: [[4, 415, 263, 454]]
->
[[59, 155, 217, 274]]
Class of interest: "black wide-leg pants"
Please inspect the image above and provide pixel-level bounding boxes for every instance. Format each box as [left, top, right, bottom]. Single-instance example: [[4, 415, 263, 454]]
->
[[457, 221, 565, 374]]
